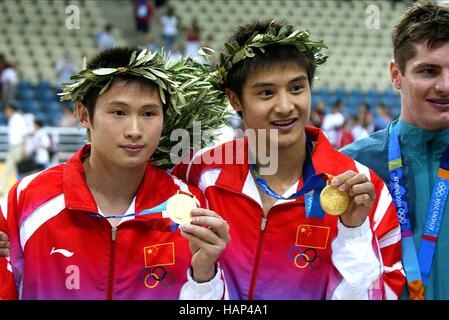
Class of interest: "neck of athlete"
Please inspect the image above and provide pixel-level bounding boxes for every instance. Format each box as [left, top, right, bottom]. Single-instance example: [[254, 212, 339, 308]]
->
[[254, 132, 307, 189], [83, 155, 146, 214]]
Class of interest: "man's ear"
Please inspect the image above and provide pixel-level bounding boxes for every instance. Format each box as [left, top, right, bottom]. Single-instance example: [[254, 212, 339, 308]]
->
[[225, 88, 243, 113], [76, 102, 91, 129], [390, 60, 402, 90]]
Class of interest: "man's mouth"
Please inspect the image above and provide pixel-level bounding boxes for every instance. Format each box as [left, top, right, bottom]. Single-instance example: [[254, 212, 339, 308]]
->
[[427, 98, 449, 108], [121, 145, 145, 153], [270, 118, 297, 127]]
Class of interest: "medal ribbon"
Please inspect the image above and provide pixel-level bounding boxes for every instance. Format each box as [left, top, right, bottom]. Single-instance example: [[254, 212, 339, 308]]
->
[[89, 199, 178, 231], [89, 200, 169, 219], [88, 191, 197, 231], [388, 123, 449, 299], [250, 135, 331, 219]]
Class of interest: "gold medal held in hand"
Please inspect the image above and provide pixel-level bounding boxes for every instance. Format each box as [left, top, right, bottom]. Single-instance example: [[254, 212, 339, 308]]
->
[[319, 185, 350, 216], [166, 193, 197, 224]]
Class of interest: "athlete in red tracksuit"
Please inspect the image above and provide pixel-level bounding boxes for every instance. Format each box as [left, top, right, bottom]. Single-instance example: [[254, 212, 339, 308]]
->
[[0, 47, 229, 300], [172, 18, 405, 299], [173, 127, 405, 299], [0, 145, 225, 299]]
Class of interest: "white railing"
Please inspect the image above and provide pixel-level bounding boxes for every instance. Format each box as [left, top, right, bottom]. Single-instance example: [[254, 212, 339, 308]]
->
[[0, 126, 87, 163]]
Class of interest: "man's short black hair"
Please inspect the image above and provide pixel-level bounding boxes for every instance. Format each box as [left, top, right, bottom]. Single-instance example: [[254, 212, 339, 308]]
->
[[225, 20, 317, 102], [82, 47, 164, 124]]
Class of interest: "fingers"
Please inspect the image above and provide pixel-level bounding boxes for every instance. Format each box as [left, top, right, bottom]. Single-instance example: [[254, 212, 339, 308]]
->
[[331, 170, 365, 191], [0, 232, 9, 242], [180, 208, 230, 254], [0, 232, 10, 257], [0, 248, 10, 257], [180, 230, 223, 256], [190, 208, 230, 242], [331, 170, 376, 202], [180, 219, 227, 246], [352, 193, 374, 209]]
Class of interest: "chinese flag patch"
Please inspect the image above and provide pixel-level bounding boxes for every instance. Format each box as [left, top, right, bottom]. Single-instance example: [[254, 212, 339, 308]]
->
[[144, 242, 175, 268], [295, 225, 330, 249]]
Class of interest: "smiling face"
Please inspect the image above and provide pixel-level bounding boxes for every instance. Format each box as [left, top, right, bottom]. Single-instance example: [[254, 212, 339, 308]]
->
[[78, 80, 164, 170], [391, 41, 449, 131], [227, 62, 311, 150]]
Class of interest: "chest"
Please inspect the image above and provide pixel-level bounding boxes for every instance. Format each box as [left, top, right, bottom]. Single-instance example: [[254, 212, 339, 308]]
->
[[20, 211, 191, 299]]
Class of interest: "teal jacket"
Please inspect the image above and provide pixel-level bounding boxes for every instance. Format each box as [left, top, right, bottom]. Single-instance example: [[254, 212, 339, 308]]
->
[[341, 118, 449, 300]]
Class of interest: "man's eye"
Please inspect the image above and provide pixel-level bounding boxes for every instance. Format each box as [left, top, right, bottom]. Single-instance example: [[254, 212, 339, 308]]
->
[[113, 111, 125, 116], [290, 85, 304, 92], [421, 68, 438, 75], [143, 112, 154, 117], [259, 90, 273, 97]]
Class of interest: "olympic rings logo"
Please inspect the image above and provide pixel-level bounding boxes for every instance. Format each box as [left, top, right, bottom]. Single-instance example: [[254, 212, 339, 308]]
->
[[287, 246, 321, 270], [397, 207, 407, 224], [138, 266, 175, 289], [435, 182, 447, 198]]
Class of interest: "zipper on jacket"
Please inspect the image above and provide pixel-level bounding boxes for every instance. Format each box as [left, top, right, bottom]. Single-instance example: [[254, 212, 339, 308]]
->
[[248, 216, 267, 300], [107, 226, 117, 300]]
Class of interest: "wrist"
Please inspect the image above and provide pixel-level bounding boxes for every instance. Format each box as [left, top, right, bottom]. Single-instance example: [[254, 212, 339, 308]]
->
[[190, 264, 217, 283]]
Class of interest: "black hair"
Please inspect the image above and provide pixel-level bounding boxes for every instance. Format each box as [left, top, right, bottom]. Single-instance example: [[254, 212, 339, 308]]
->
[[81, 47, 165, 124], [225, 20, 317, 103]]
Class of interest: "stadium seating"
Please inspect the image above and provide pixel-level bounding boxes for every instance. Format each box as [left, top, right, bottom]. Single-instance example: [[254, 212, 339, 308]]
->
[[0, 0, 405, 127]]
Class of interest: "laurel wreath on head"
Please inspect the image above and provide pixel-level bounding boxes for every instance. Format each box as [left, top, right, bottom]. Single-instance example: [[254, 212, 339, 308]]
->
[[58, 48, 231, 169], [208, 20, 329, 88]]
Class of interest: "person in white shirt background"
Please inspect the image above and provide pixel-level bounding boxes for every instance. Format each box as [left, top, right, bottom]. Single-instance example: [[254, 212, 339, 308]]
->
[[23, 118, 52, 172], [0, 62, 18, 106], [160, 6, 178, 52], [0, 103, 29, 196]]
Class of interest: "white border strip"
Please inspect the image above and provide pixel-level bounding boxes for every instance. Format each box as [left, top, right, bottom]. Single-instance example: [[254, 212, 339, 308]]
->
[[19, 194, 65, 250]]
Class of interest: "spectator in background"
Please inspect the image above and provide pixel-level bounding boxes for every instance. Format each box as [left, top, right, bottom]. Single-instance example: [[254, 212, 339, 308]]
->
[[160, 6, 178, 52], [357, 103, 374, 134], [134, 0, 154, 35], [310, 100, 326, 128], [350, 114, 370, 141], [154, 0, 165, 7], [337, 118, 355, 149], [94, 24, 116, 50], [167, 44, 183, 62], [145, 36, 162, 53], [0, 62, 18, 106], [57, 104, 78, 128], [184, 18, 204, 62], [0, 103, 28, 196], [321, 99, 345, 147], [0, 54, 5, 96], [24, 119, 51, 172], [55, 53, 77, 92], [373, 103, 393, 131]]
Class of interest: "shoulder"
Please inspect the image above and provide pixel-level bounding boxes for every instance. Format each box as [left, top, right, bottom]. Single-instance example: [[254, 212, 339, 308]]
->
[[340, 128, 389, 162], [16, 165, 63, 199], [7, 165, 64, 221], [151, 166, 206, 205], [340, 126, 392, 183]]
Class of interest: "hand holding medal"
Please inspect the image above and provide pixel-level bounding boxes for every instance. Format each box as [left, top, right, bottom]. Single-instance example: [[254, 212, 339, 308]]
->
[[175, 195, 230, 284], [325, 170, 376, 227]]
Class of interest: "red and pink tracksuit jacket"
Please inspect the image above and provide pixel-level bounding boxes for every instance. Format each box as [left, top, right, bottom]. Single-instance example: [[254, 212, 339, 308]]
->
[[173, 126, 406, 299]]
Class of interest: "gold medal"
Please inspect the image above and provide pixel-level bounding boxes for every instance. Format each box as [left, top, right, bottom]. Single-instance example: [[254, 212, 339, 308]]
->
[[319, 184, 350, 216], [166, 193, 197, 224]]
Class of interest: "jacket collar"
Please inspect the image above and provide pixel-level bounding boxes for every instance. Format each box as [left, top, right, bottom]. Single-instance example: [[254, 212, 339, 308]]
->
[[397, 118, 449, 160], [63, 145, 161, 213], [215, 126, 344, 193]]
